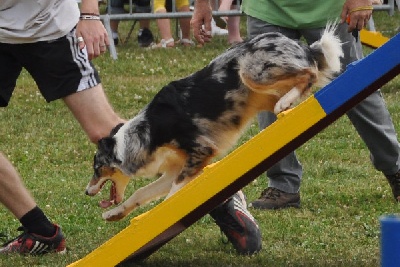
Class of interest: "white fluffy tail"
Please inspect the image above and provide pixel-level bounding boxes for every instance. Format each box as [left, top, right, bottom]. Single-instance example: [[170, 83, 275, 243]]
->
[[310, 21, 344, 87]]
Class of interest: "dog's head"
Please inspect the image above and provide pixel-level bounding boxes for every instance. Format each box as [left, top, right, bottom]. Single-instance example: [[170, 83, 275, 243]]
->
[[85, 124, 130, 209]]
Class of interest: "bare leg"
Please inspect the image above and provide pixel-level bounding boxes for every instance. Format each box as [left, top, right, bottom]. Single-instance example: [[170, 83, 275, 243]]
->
[[110, 20, 119, 33], [139, 19, 151, 29], [226, 5, 243, 44], [178, 6, 192, 42], [62, 84, 125, 143], [110, 20, 120, 44], [218, 0, 233, 21], [0, 153, 36, 219], [154, 8, 175, 48]]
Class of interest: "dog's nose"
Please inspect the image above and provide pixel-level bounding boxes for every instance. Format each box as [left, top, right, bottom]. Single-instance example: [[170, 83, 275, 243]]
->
[[85, 190, 90, 195]]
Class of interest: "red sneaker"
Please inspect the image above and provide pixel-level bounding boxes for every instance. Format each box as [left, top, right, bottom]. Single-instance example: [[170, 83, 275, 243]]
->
[[0, 224, 66, 255], [210, 191, 262, 255]]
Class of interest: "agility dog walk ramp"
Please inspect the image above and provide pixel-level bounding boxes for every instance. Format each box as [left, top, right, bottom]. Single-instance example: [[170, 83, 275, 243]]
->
[[67, 33, 400, 267]]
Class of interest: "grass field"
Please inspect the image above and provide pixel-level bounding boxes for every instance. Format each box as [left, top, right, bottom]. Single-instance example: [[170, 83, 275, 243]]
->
[[0, 10, 399, 267]]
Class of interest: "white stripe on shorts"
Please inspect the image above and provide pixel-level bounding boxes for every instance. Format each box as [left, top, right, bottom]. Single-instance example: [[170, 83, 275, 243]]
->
[[66, 28, 99, 92]]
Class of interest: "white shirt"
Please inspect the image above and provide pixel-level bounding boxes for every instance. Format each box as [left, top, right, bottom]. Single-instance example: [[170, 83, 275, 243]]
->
[[0, 0, 80, 43]]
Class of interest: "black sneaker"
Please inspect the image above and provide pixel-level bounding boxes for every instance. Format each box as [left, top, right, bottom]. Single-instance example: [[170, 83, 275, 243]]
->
[[137, 28, 154, 47], [250, 187, 301, 210], [385, 170, 400, 202], [209, 191, 262, 255], [0, 224, 66, 255]]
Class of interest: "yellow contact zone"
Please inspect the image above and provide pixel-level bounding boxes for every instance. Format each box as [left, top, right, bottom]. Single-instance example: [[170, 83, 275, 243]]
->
[[360, 29, 389, 48]]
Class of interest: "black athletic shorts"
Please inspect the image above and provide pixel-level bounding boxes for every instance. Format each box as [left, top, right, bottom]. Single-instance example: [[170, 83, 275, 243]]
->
[[0, 27, 101, 107]]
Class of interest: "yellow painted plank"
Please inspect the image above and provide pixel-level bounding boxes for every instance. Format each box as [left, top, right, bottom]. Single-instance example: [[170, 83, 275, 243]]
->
[[67, 96, 326, 267], [360, 29, 389, 48]]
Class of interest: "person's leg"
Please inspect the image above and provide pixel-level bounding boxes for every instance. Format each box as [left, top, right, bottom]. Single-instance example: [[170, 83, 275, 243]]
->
[[222, 0, 242, 45], [177, 5, 193, 44], [301, 23, 400, 202], [18, 29, 126, 144], [336, 23, 400, 201], [0, 44, 61, 239], [153, 8, 175, 48], [151, 0, 174, 47], [0, 153, 53, 236], [0, 28, 121, 255], [110, 20, 120, 44], [252, 111, 302, 210], [247, 16, 302, 209], [0, 153, 36, 220], [0, 153, 66, 254], [349, 91, 400, 174], [210, 0, 228, 36], [139, 20, 151, 30], [135, 0, 154, 47], [63, 84, 125, 144], [226, 7, 243, 44], [0, 44, 65, 255], [137, 20, 154, 47], [109, 0, 126, 45], [218, 0, 233, 19]]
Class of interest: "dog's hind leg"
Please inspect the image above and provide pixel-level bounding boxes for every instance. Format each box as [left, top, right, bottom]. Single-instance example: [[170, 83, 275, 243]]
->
[[102, 168, 180, 221]]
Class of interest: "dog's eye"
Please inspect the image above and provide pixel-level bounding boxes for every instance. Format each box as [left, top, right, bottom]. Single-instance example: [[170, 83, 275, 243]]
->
[[94, 165, 102, 177], [93, 166, 116, 179]]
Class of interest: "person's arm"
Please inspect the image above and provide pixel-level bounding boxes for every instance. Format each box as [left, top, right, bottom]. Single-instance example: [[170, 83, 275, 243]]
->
[[191, 0, 213, 45], [340, 0, 373, 32], [77, 0, 109, 59]]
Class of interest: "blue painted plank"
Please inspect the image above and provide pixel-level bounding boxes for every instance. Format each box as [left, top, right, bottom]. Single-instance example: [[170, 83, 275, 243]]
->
[[315, 33, 400, 114]]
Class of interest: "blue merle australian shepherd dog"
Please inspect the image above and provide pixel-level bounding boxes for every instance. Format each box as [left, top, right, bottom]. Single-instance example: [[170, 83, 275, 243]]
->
[[86, 25, 343, 221]]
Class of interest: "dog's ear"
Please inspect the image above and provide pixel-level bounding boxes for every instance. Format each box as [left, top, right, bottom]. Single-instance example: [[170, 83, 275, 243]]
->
[[109, 123, 124, 136], [96, 136, 122, 165], [98, 137, 116, 156]]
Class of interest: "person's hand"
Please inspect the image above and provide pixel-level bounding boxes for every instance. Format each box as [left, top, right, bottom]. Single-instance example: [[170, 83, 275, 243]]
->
[[76, 19, 109, 60], [191, 0, 213, 45], [340, 0, 373, 32]]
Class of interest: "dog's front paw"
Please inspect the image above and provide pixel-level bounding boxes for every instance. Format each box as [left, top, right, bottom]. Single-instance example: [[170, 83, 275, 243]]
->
[[274, 99, 292, 114], [102, 207, 126, 221], [274, 87, 301, 114]]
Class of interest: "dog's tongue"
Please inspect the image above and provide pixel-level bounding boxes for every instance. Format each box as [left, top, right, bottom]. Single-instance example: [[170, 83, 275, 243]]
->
[[99, 182, 116, 209]]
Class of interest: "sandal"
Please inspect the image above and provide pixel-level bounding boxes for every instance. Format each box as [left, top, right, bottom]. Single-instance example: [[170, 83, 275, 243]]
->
[[150, 38, 174, 49], [176, 38, 195, 47]]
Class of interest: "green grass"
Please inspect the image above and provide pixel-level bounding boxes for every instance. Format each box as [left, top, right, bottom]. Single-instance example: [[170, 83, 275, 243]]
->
[[0, 11, 399, 267]]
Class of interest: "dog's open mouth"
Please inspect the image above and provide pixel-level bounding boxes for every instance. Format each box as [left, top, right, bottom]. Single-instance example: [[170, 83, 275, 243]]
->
[[98, 180, 118, 209], [86, 170, 131, 209]]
